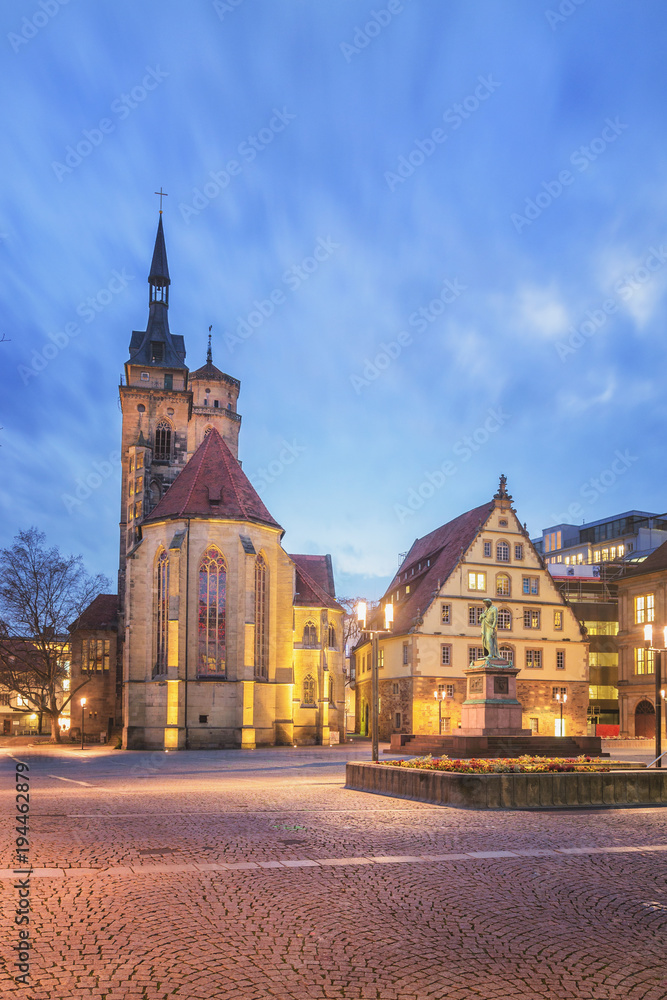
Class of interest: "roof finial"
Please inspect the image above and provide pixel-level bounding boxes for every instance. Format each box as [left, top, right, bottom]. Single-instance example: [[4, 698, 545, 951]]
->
[[154, 187, 168, 214], [207, 326, 213, 364]]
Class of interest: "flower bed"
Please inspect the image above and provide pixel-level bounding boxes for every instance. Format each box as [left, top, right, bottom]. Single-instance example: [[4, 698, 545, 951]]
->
[[380, 754, 610, 774]]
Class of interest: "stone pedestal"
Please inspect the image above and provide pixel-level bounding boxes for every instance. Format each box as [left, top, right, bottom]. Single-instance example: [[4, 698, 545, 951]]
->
[[457, 657, 532, 737]]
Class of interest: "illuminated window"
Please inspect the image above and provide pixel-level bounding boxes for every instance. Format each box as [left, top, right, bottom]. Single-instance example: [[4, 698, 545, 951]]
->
[[468, 572, 486, 591], [483, 541, 492, 557], [618, 544, 625, 557], [524, 609, 541, 629], [441, 644, 451, 665], [601, 548, 609, 561], [515, 544, 524, 560], [635, 595, 655, 624], [498, 608, 511, 630], [525, 649, 542, 668], [610, 546, 616, 559], [82, 637, 111, 673], [154, 550, 169, 675], [522, 576, 539, 595], [378, 649, 384, 669], [302, 621, 317, 647], [554, 610, 563, 630], [254, 554, 269, 680], [441, 603, 451, 625], [556, 650, 565, 670], [198, 547, 226, 677], [635, 648, 655, 675], [155, 420, 172, 461], [496, 574, 510, 597], [303, 674, 316, 704], [496, 541, 510, 562], [468, 605, 483, 626], [594, 550, 601, 562]]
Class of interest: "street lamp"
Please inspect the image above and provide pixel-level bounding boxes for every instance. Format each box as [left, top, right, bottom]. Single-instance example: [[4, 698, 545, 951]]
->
[[555, 691, 567, 737], [80, 697, 86, 750], [643, 624, 667, 769], [434, 689, 448, 735], [357, 600, 393, 763]]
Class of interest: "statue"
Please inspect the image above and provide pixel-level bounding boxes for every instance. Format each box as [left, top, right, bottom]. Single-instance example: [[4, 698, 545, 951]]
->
[[480, 599, 499, 658]]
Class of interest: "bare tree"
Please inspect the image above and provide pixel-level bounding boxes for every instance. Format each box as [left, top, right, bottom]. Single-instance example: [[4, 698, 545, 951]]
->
[[0, 528, 110, 742], [337, 596, 368, 659]]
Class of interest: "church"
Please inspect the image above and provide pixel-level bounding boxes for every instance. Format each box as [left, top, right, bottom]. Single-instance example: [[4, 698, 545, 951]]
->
[[70, 215, 345, 750]]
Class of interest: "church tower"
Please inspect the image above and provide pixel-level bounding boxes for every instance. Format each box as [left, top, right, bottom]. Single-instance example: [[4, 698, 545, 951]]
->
[[118, 213, 242, 603]]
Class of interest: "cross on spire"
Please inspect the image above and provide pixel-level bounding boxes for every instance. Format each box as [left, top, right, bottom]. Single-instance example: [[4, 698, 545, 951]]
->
[[154, 187, 168, 213], [207, 325, 213, 364]]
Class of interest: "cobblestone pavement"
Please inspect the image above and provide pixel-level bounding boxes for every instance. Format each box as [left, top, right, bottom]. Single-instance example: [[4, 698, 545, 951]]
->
[[1, 744, 666, 999]]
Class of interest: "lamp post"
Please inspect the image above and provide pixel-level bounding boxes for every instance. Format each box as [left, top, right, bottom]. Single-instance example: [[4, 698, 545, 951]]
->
[[434, 689, 448, 735], [80, 697, 86, 750], [357, 601, 393, 763], [555, 691, 567, 737], [643, 625, 667, 769]]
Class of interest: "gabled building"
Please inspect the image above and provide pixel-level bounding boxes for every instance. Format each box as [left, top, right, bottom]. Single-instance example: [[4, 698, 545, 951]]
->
[[354, 478, 589, 740], [117, 214, 344, 749]]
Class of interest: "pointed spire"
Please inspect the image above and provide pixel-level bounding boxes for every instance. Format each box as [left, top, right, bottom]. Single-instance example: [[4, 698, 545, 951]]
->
[[207, 326, 213, 364], [148, 215, 170, 307]]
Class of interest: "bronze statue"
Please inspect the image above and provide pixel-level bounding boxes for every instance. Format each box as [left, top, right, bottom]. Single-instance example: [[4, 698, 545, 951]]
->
[[480, 599, 499, 658]]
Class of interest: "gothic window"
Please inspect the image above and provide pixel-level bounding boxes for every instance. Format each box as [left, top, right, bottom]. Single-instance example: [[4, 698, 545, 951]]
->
[[198, 547, 226, 677], [328, 675, 334, 704], [155, 550, 169, 675], [303, 674, 316, 705], [327, 623, 336, 648], [254, 554, 269, 680], [149, 481, 161, 509], [303, 621, 317, 647], [498, 608, 512, 630], [155, 420, 172, 461]]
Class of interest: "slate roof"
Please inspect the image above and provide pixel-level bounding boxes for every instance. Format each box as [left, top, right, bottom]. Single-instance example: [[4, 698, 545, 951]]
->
[[69, 594, 119, 632], [189, 360, 240, 387], [144, 428, 282, 530], [378, 501, 496, 634], [291, 554, 342, 611], [148, 215, 170, 286]]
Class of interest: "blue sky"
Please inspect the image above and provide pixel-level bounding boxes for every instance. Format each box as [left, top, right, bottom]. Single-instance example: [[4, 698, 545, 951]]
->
[[1, 0, 666, 601]]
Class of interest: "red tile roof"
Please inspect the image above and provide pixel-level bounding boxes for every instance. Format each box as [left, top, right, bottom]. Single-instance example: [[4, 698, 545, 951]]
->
[[380, 501, 495, 633], [70, 594, 119, 631], [291, 554, 342, 611], [145, 428, 282, 530]]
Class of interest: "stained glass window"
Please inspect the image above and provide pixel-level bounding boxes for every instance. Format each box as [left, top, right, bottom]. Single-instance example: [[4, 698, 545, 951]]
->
[[198, 547, 226, 677]]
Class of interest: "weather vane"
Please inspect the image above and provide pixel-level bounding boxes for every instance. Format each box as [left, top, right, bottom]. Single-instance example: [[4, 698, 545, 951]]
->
[[154, 188, 168, 213]]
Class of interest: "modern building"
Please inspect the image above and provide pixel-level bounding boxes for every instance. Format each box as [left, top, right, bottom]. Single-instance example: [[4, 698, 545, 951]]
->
[[353, 478, 589, 740], [99, 214, 345, 749], [535, 511, 667, 568], [616, 540, 667, 739]]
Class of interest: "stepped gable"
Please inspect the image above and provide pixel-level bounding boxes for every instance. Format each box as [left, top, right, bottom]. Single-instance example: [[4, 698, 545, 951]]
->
[[70, 594, 119, 631], [382, 501, 495, 634], [291, 554, 342, 611], [144, 427, 282, 530]]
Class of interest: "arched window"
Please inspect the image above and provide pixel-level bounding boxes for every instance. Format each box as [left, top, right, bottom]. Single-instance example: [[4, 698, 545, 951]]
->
[[328, 675, 334, 704], [198, 547, 226, 677], [498, 608, 512, 630], [155, 550, 169, 675], [327, 623, 336, 649], [496, 573, 511, 597], [303, 674, 316, 705], [149, 481, 161, 509], [499, 645, 514, 663], [155, 420, 172, 461], [303, 621, 317, 647], [254, 554, 269, 680], [496, 541, 510, 562]]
